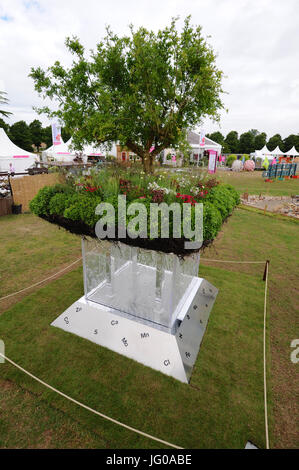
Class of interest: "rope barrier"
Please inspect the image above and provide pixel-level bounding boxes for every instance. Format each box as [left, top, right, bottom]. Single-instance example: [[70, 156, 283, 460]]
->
[[0, 352, 183, 449], [0, 258, 82, 302], [263, 260, 270, 449], [201, 258, 265, 264]]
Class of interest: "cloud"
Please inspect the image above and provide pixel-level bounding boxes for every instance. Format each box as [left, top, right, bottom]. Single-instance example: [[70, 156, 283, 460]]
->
[[0, 0, 298, 138]]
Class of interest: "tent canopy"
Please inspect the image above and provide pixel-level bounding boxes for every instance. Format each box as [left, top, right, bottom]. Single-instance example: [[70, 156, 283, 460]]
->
[[259, 145, 272, 155], [42, 137, 105, 162], [0, 128, 37, 172], [271, 146, 285, 156], [284, 146, 299, 156]]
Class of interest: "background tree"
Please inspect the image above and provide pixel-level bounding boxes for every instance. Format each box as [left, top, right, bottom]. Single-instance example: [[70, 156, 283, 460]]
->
[[29, 119, 44, 150], [9, 121, 32, 152], [42, 125, 53, 147], [267, 134, 283, 152], [206, 131, 224, 145], [239, 131, 255, 154], [61, 128, 72, 143], [30, 17, 224, 173], [0, 91, 12, 118], [282, 134, 299, 152], [224, 131, 239, 154], [0, 117, 9, 134], [254, 132, 267, 150]]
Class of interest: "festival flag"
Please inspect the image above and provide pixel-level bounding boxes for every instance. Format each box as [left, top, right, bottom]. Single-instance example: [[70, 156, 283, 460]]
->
[[263, 156, 269, 170], [199, 129, 205, 147], [208, 150, 217, 174], [51, 123, 62, 146]]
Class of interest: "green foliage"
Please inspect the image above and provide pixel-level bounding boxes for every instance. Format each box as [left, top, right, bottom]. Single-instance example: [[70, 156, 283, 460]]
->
[[29, 184, 72, 216], [226, 154, 237, 167], [239, 131, 255, 154], [30, 169, 239, 243], [30, 17, 224, 173], [267, 133, 283, 152], [29, 119, 44, 149], [206, 131, 224, 145], [205, 184, 238, 219], [0, 91, 12, 118], [254, 132, 267, 151], [203, 201, 222, 241], [224, 131, 239, 154], [9, 121, 33, 152]]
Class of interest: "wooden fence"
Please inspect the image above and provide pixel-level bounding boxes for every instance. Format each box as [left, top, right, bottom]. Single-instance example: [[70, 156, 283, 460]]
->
[[10, 173, 62, 212], [0, 196, 13, 216]]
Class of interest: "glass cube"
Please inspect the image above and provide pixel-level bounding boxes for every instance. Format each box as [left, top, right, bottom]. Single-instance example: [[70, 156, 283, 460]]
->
[[82, 237, 200, 331]]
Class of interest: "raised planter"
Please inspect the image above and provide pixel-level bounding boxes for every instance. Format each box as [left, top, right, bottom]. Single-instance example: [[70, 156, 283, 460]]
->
[[52, 237, 218, 383]]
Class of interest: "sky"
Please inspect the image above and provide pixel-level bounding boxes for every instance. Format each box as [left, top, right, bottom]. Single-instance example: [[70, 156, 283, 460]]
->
[[0, 0, 298, 139]]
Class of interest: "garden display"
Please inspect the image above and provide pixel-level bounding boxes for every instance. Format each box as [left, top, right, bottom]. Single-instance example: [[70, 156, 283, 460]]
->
[[232, 160, 243, 172], [30, 168, 240, 382], [244, 160, 255, 171]]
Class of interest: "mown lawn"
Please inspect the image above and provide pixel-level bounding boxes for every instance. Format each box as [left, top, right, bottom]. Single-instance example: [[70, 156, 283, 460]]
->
[[0, 214, 81, 313], [202, 208, 299, 448], [216, 170, 299, 196], [0, 264, 266, 449]]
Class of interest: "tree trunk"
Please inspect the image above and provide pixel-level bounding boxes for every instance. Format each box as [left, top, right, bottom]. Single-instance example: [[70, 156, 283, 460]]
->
[[143, 152, 154, 174]]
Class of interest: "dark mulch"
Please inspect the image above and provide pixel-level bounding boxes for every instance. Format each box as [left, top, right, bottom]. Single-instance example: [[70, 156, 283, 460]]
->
[[41, 214, 212, 256]]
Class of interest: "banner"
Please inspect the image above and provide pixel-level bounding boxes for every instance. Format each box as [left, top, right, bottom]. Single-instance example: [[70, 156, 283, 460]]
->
[[208, 150, 217, 174], [51, 123, 62, 146], [199, 129, 205, 147]]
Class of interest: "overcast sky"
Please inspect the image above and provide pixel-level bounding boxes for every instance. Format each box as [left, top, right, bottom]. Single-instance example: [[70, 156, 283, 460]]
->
[[0, 0, 298, 139]]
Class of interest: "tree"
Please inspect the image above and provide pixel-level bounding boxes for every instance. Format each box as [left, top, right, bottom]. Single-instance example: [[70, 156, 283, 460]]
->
[[249, 129, 259, 137], [0, 91, 12, 118], [9, 121, 32, 152], [224, 131, 239, 153], [206, 131, 224, 145], [267, 134, 283, 152], [30, 17, 224, 173], [0, 117, 9, 133], [61, 128, 72, 143], [282, 134, 299, 153], [239, 131, 255, 154], [254, 132, 267, 150], [42, 125, 53, 147], [29, 119, 44, 150]]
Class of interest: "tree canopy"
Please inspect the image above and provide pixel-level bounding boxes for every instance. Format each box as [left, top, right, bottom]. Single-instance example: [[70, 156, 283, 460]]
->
[[30, 17, 224, 172]]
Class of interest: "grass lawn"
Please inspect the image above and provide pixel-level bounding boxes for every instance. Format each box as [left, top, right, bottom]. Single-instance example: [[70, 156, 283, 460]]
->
[[0, 214, 81, 313], [0, 172, 298, 448], [0, 264, 266, 449], [211, 170, 299, 197]]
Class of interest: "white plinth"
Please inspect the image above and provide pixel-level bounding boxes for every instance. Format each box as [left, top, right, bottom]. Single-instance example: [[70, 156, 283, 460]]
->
[[51, 277, 218, 383]]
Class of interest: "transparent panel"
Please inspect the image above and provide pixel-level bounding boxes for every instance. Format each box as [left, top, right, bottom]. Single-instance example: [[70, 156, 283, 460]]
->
[[83, 237, 200, 329]]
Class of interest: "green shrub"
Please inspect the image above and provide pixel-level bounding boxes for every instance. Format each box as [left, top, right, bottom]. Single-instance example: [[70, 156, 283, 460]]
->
[[29, 184, 73, 216], [204, 184, 238, 219], [49, 192, 71, 216], [226, 154, 237, 167], [224, 184, 240, 205], [203, 202, 222, 241], [78, 194, 102, 226], [62, 193, 102, 226]]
